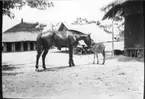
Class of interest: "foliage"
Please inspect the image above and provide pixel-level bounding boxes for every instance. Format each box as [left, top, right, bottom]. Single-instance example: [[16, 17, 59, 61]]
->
[[71, 17, 124, 37], [35, 23, 47, 31], [3, 0, 54, 18], [71, 17, 89, 25], [71, 17, 113, 33]]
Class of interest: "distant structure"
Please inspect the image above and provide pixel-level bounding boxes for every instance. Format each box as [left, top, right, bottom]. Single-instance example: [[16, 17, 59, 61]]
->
[[57, 22, 112, 43], [2, 18, 42, 52], [102, 0, 144, 57], [57, 22, 68, 31]]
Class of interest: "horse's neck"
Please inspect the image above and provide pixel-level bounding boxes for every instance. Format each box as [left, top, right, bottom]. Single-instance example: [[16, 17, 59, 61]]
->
[[75, 34, 85, 41], [91, 40, 95, 45]]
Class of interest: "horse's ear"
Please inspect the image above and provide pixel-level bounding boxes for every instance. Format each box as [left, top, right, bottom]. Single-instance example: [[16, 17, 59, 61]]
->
[[88, 33, 91, 36]]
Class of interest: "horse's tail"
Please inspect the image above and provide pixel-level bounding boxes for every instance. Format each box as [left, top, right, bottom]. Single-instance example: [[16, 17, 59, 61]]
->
[[36, 33, 43, 53]]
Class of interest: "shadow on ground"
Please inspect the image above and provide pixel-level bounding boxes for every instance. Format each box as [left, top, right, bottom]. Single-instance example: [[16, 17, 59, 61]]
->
[[2, 64, 24, 76], [53, 50, 111, 55], [106, 55, 144, 63], [2, 64, 22, 71], [53, 50, 69, 54], [36, 65, 71, 72], [36, 62, 106, 72], [2, 72, 23, 76]]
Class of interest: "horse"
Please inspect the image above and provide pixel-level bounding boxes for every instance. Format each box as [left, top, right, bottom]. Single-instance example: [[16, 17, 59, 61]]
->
[[90, 40, 105, 65], [35, 30, 92, 71]]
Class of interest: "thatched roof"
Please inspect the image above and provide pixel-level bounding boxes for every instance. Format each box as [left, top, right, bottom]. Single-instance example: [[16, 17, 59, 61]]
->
[[3, 19, 42, 42], [101, 0, 144, 20], [2, 32, 40, 42], [4, 22, 41, 33]]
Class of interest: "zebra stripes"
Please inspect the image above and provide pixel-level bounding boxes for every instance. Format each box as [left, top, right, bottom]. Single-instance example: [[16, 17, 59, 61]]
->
[[91, 42, 105, 64]]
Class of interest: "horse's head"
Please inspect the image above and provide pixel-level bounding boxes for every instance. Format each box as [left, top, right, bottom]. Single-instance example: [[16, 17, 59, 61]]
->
[[83, 33, 92, 48]]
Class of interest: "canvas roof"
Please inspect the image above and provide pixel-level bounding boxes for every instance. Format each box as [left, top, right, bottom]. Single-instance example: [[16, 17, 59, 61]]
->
[[63, 23, 112, 43]]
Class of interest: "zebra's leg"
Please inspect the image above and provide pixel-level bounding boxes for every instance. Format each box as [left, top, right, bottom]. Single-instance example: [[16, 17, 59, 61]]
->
[[102, 50, 105, 65], [96, 53, 99, 64], [93, 52, 95, 64]]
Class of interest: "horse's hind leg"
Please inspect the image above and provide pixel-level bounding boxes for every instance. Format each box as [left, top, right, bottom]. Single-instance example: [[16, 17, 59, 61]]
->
[[36, 49, 43, 70], [42, 49, 49, 69], [102, 50, 105, 65]]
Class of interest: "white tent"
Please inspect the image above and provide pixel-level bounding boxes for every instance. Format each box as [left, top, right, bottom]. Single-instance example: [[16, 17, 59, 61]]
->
[[64, 23, 112, 43]]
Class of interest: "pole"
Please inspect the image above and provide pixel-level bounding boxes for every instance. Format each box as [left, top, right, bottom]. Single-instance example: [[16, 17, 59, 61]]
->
[[112, 4, 114, 56]]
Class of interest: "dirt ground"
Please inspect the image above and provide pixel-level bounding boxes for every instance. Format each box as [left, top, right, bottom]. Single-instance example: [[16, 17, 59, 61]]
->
[[2, 46, 144, 99]]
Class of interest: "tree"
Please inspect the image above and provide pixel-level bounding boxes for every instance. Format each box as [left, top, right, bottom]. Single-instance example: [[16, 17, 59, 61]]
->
[[3, 0, 54, 18], [71, 17, 88, 25], [35, 23, 47, 31], [71, 17, 124, 38]]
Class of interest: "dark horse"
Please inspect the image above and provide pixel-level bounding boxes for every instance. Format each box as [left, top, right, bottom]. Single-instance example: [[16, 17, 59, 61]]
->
[[35, 30, 92, 70]]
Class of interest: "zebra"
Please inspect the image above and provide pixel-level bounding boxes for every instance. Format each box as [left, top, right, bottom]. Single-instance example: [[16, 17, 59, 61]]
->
[[91, 41, 105, 65]]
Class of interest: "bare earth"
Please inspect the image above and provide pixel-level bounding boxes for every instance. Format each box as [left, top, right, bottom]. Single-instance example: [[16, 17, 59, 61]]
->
[[2, 47, 144, 99]]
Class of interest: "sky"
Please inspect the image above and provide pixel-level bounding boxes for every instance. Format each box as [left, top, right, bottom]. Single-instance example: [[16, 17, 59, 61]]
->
[[2, 0, 114, 32]]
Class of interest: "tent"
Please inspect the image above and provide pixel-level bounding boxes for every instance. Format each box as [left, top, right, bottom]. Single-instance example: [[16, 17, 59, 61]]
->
[[64, 23, 112, 43]]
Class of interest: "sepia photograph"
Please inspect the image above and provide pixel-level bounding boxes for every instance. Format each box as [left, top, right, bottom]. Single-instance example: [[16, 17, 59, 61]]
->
[[2, 0, 144, 99]]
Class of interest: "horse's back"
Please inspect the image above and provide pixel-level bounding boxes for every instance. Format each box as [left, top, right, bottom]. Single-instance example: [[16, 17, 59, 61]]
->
[[36, 31, 55, 50], [53, 31, 76, 44]]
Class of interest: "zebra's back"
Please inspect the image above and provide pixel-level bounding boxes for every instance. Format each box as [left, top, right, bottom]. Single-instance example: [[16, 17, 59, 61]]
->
[[91, 43, 105, 53]]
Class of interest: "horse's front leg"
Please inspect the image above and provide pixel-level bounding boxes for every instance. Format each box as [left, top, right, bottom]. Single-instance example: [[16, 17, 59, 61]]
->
[[68, 47, 75, 67], [102, 50, 105, 65], [42, 49, 49, 69]]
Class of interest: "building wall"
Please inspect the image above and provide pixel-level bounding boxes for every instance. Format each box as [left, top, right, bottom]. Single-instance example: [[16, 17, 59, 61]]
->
[[124, 1, 143, 16], [123, 1, 144, 57], [2, 41, 36, 52], [124, 14, 144, 48]]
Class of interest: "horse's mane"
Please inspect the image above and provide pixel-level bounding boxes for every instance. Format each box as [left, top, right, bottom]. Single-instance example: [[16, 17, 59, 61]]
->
[[68, 29, 85, 35]]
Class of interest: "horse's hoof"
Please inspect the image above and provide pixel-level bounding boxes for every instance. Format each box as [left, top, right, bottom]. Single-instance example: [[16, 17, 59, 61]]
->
[[69, 64, 74, 67], [72, 63, 75, 66], [44, 68, 46, 70], [35, 68, 39, 71]]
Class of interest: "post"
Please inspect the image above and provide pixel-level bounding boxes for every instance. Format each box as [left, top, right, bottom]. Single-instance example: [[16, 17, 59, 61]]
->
[[13, 43, 15, 52], [112, 4, 114, 56], [34, 42, 36, 50], [21, 42, 23, 51], [12, 43, 15, 52], [33, 42, 36, 50], [27, 42, 30, 51], [3, 43, 7, 52]]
